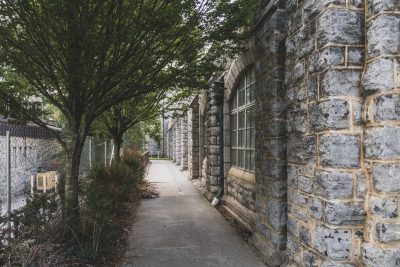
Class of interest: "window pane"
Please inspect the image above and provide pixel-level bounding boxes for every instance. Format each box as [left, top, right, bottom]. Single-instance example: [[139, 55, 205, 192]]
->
[[245, 150, 251, 170], [239, 111, 245, 129], [232, 93, 237, 110], [231, 149, 237, 166], [239, 78, 245, 90], [246, 71, 252, 87], [238, 129, 245, 147], [246, 129, 250, 149], [250, 150, 255, 171], [251, 128, 255, 148], [231, 114, 237, 131], [250, 69, 255, 85], [241, 150, 246, 169], [246, 109, 251, 128], [231, 131, 237, 147], [250, 107, 255, 128], [238, 90, 245, 107], [238, 149, 243, 168], [249, 84, 255, 103]]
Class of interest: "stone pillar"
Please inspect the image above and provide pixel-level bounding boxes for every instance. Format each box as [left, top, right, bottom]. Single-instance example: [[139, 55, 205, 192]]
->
[[171, 124, 177, 162], [250, 1, 287, 265], [206, 82, 223, 194], [362, 1, 400, 265], [188, 97, 200, 179], [284, 0, 365, 266], [175, 119, 181, 165], [180, 114, 188, 171]]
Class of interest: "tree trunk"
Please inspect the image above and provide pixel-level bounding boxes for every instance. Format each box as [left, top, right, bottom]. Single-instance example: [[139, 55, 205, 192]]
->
[[64, 131, 84, 239], [113, 136, 123, 163]]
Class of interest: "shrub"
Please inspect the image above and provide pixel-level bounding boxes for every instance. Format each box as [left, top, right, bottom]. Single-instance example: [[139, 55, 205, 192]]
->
[[121, 149, 145, 182]]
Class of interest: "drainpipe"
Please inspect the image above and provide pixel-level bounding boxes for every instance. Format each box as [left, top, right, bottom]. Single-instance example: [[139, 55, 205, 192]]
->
[[212, 80, 225, 206]]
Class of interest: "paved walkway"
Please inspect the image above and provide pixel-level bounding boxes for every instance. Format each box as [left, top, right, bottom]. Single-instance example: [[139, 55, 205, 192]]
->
[[123, 160, 265, 267]]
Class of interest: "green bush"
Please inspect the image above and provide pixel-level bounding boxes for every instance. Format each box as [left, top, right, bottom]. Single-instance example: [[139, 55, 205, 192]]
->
[[79, 150, 145, 258], [121, 149, 145, 182], [82, 162, 136, 222]]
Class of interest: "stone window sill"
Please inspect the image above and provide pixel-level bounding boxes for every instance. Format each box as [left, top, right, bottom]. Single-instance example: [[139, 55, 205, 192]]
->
[[227, 167, 255, 184]]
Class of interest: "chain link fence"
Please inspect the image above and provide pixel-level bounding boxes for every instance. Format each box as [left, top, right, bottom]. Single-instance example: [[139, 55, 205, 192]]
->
[[0, 125, 113, 221]]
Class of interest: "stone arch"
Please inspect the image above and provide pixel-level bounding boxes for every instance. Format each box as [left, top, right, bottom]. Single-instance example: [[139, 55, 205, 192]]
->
[[224, 48, 255, 103]]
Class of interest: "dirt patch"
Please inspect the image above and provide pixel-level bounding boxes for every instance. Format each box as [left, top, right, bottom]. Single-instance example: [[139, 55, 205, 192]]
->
[[138, 180, 160, 199]]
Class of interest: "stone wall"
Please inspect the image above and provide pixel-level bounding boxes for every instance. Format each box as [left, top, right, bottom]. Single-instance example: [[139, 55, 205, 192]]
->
[[180, 114, 188, 170], [0, 124, 61, 210], [285, 0, 366, 265], [205, 81, 224, 194], [165, 0, 400, 265], [188, 97, 200, 180], [250, 1, 288, 265], [362, 1, 400, 265]]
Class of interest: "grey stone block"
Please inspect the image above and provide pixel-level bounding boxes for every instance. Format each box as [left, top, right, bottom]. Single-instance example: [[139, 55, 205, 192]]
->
[[303, 0, 347, 22], [288, 190, 309, 208], [376, 223, 400, 242], [287, 135, 317, 164], [309, 100, 350, 132], [308, 47, 345, 73], [317, 9, 363, 46], [314, 170, 353, 199], [364, 58, 394, 92], [321, 70, 361, 97], [299, 225, 311, 246], [369, 195, 398, 218], [288, 165, 298, 188], [298, 175, 313, 193], [321, 261, 356, 267], [375, 94, 400, 121], [363, 243, 400, 266], [347, 47, 363, 65], [319, 135, 360, 168], [303, 250, 318, 267], [368, 0, 400, 15], [310, 198, 325, 220], [267, 200, 287, 232], [325, 202, 366, 225], [287, 217, 298, 235], [356, 171, 366, 198], [373, 163, 400, 192], [368, 14, 400, 57], [365, 127, 400, 159], [315, 225, 352, 260], [290, 204, 309, 221]]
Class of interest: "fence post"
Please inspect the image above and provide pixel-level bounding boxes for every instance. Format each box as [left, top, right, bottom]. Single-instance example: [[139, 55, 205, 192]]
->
[[43, 175, 47, 193], [30, 175, 35, 195], [6, 131, 11, 235], [104, 140, 107, 166], [89, 137, 92, 168]]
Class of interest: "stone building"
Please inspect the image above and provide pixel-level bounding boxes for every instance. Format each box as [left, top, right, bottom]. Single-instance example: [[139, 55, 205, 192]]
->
[[0, 122, 61, 214], [167, 0, 400, 266]]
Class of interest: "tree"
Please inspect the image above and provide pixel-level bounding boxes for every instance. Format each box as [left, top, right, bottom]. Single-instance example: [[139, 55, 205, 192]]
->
[[0, 0, 258, 236], [0, 0, 203, 235], [93, 92, 164, 163]]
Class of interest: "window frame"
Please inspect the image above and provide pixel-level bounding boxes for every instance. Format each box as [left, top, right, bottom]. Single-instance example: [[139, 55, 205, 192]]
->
[[230, 68, 255, 172]]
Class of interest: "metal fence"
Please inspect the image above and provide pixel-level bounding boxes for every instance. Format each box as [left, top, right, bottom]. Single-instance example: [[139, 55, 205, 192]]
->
[[0, 131, 113, 224]]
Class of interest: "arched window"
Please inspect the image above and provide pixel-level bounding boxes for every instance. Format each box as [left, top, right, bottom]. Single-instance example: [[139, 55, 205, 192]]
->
[[231, 68, 255, 171]]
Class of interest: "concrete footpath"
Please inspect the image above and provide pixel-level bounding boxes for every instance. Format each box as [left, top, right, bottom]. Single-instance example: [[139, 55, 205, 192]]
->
[[122, 160, 265, 267]]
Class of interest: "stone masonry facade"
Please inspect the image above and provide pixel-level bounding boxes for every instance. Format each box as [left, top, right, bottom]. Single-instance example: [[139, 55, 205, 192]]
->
[[0, 123, 61, 211], [167, 0, 400, 265]]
